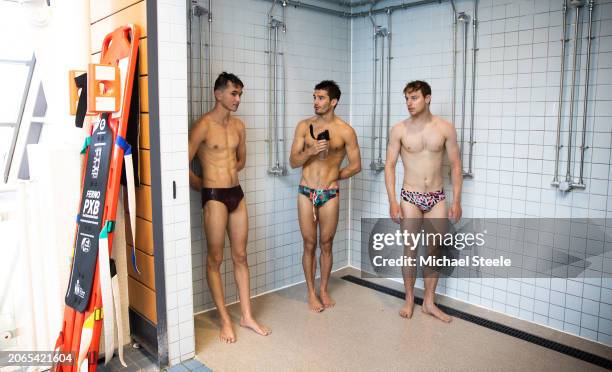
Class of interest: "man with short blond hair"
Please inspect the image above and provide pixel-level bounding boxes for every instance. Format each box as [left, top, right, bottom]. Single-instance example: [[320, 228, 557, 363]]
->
[[385, 80, 463, 322]]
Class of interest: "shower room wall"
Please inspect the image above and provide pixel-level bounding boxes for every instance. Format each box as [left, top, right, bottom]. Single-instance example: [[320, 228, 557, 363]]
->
[[349, 0, 612, 346], [188, 0, 351, 314]]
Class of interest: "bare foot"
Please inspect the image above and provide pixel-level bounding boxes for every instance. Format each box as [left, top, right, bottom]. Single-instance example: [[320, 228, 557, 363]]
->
[[320, 290, 335, 308], [422, 301, 452, 323], [239, 316, 271, 336], [399, 294, 414, 318], [308, 293, 324, 312], [219, 319, 236, 343]]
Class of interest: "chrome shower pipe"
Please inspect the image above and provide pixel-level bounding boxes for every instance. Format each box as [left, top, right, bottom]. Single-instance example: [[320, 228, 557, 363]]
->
[[187, 1, 193, 126], [378, 26, 385, 163], [353, 0, 381, 7], [273, 24, 279, 168], [281, 27, 287, 170], [263, 0, 449, 19], [370, 25, 379, 169], [351, 0, 452, 18], [263, 0, 350, 17], [267, 3, 275, 173], [577, 0, 595, 188], [281, 3, 287, 171], [315, 0, 352, 8], [457, 12, 469, 169], [207, 0, 212, 110], [385, 10, 392, 157], [191, 2, 211, 116], [199, 14, 205, 116], [368, 2, 377, 30], [267, 2, 287, 176], [565, 4, 581, 185], [189, 1, 210, 177], [466, 0, 478, 178], [451, 0, 457, 135], [552, 1, 569, 187]]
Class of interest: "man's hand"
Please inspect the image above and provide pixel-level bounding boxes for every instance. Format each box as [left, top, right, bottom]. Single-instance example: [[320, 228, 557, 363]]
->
[[308, 140, 329, 156], [390, 201, 402, 224], [448, 202, 462, 222], [189, 172, 203, 191]]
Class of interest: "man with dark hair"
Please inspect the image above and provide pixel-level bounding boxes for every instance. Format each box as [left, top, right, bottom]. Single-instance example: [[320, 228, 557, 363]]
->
[[188, 72, 270, 343], [385, 80, 463, 322], [315, 80, 341, 101], [213, 71, 244, 91], [289, 80, 361, 312]]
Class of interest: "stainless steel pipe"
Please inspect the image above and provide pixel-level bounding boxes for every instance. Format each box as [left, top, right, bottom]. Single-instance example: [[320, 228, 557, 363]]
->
[[578, 0, 595, 186], [199, 16, 205, 117], [458, 12, 469, 164], [451, 1, 457, 132], [378, 27, 385, 162], [207, 0, 212, 110], [370, 29, 378, 167], [552, 1, 568, 186], [267, 22, 274, 170], [273, 25, 279, 167], [565, 5, 581, 183], [385, 10, 392, 154], [467, 0, 478, 177]]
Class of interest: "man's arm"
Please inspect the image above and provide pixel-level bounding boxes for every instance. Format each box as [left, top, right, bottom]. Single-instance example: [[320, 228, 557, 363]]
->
[[289, 121, 322, 168], [338, 126, 361, 180], [384, 124, 402, 204], [236, 119, 246, 172], [188, 119, 206, 190], [444, 121, 463, 220]]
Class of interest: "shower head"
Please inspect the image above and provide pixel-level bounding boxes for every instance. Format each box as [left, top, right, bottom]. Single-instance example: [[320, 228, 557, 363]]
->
[[457, 12, 470, 23], [192, 4, 208, 17], [270, 17, 285, 29], [568, 0, 584, 7]]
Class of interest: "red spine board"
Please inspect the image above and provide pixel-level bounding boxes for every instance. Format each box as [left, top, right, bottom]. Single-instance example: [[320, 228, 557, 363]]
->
[[54, 24, 140, 372]]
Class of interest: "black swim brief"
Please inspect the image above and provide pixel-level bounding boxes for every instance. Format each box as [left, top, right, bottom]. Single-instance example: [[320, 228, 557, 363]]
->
[[201, 185, 244, 213]]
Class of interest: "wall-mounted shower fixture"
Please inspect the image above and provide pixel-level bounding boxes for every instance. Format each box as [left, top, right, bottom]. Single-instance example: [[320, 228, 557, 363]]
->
[[451, 0, 458, 143], [267, 1, 288, 176], [188, 0, 213, 179], [552, 0, 595, 192], [188, 0, 213, 125], [577, 0, 595, 188], [466, 0, 478, 178], [369, 10, 392, 172], [451, 3, 477, 179], [456, 11, 470, 177]]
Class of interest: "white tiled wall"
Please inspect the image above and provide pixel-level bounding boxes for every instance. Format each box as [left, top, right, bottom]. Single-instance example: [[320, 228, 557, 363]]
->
[[187, 0, 351, 314], [349, 0, 612, 346], [158, 0, 195, 365]]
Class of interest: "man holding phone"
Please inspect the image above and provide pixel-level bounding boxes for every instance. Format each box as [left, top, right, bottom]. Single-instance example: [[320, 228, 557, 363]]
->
[[289, 80, 362, 312]]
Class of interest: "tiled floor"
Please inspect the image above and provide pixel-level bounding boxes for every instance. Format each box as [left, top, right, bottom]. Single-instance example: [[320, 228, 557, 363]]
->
[[97, 344, 212, 372], [194, 276, 609, 371], [165, 358, 212, 372]]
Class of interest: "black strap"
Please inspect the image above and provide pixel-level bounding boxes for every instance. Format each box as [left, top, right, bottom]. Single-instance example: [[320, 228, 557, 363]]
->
[[110, 258, 117, 278], [74, 73, 88, 128]]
